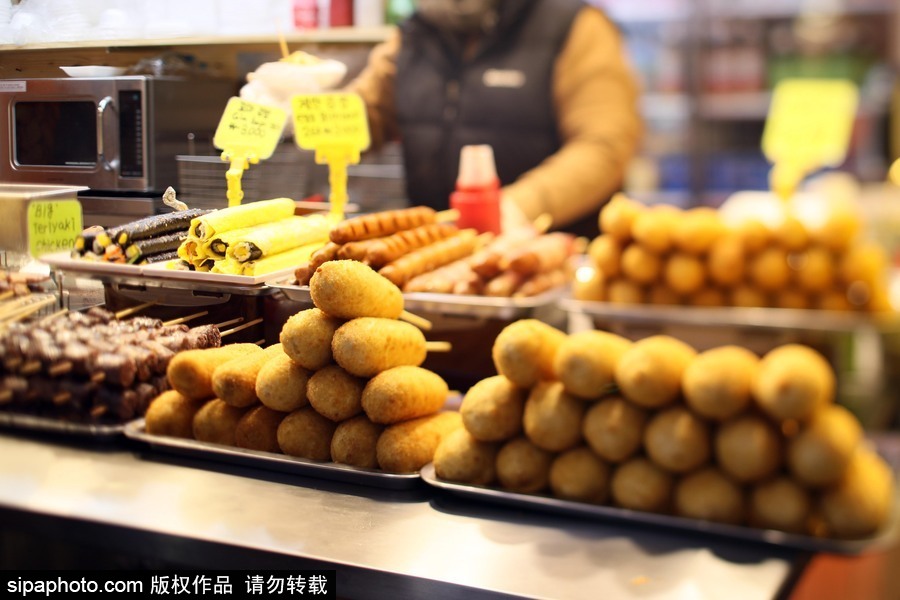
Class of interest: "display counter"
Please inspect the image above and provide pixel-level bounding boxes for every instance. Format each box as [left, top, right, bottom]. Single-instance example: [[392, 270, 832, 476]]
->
[[0, 432, 803, 600]]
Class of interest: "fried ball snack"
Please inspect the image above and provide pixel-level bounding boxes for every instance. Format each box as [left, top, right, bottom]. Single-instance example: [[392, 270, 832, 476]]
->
[[582, 396, 646, 463], [820, 447, 895, 539], [167, 343, 262, 401], [683, 345, 759, 421], [620, 243, 662, 285], [361, 365, 448, 424], [675, 467, 745, 525], [688, 287, 726, 308], [235, 405, 286, 453], [839, 242, 887, 287], [553, 330, 631, 400], [730, 284, 769, 308], [307, 365, 365, 422], [606, 279, 645, 305], [753, 344, 835, 422], [587, 235, 622, 278], [749, 247, 791, 292], [192, 399, 249, 446], [255, 352, 311, 412], [632, 204, 679, 254], [664, 252, 706, 296], [611, 457, 673, 513], [616, 335, 696, 409], [795, 247, 835, 294], [715, 414, 782, 483], [788, 404, 862, 487], [212, 343, 286, 408], [280, 308, 343, 371], [522, 382, 585, 453], [330, 414, 384, 469], [550, 446, 611, 504], [495, 437, 554, 493], [750, 476, 811, 533], [598, 193, 644, 243], [774, 215, 810, 252], [572, 265, 606, 302], [376, 411, 462, 473], [774, 287, 811, 310], [707, 235, 745, 287], [491, 319, 566, 388], [333, 317, 426, 378], [817, 289, 854, 312], [648, 284, 680, 306], [277, 406, 337, 461], [434, 428, 499, 486], [644, 407, 711, 474], [309, 259, 403, 320], [673, 207, 725, 255], [145, 390, 204, 439], [459, 375, 525, 442], [737, 219, 769, 254]]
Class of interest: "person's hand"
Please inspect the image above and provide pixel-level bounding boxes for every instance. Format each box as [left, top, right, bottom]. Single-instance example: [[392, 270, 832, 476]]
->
[[500, 193, 535, 234]]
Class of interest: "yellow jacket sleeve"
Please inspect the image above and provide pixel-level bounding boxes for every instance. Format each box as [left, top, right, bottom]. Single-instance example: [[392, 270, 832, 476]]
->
[[344, 26, 402, 150], [503, 7, 644, 228]]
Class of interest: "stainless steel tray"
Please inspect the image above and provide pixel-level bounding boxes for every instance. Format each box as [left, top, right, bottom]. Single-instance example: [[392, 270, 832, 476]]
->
[[0, 411, 126, 440], [124, 419, 421, 490], [420, 463, 900, 555], [267, 281, 566, 320], [561, 299, 900, 334]]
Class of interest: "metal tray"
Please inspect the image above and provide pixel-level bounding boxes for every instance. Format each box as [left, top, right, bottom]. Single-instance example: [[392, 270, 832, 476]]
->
[[420, 463, 900, 555], [561, 298, 900, 334], [124, 419, 421, 490], [267, 281, 566, 320], [0, 410, 126, 440]]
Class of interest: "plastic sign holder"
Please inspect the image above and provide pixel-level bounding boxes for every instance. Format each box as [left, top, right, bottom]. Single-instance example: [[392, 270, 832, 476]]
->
[[292, 93, 371, 221], [762, 79, 858, 200], [28, 199, 82, 258], [213, 97, 288, 207]]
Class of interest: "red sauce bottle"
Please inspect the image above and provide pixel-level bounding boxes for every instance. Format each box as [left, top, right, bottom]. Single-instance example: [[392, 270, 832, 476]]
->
[[450, 145, 501, 234]]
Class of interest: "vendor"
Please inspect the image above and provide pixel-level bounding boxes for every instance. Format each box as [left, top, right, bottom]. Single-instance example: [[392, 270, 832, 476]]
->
[[347, 0, 643, 236]]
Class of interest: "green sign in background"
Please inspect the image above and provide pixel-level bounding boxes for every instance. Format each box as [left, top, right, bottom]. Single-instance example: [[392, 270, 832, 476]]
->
[[28, 200, 82, 258]]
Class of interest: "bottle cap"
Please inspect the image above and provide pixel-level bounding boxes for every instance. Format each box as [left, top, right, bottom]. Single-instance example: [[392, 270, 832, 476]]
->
[[457, 145, 499, 188]]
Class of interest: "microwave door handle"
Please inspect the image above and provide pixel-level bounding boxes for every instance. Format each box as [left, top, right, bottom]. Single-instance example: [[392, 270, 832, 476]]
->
[[96, 96, 117, 171]]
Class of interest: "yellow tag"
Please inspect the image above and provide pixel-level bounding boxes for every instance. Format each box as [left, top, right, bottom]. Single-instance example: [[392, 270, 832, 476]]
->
[[213, 97, 287, 159], [292, 93, 371, 151], [890, 159, 900, 186], [763, 79, 858, 172], [28, 200, 83, 257]]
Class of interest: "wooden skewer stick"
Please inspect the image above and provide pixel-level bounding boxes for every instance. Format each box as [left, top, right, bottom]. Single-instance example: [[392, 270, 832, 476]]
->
[[0, 296, 57, 324], [213, 316, 244, 330], [533, 213, 553, 234], [0, 389, 12, 405], [220, 317, 264, 338], [52, 392, 72, 406], [19, 360, 42, 376], [277, 28, 290, 59], [424, 341, 452, 353], [399, 310, 432, 331], [48, 361, 74, 377], [114, 301, 156, 320], [0, 290, 14, 302], [38, 308, 69, 325], [253, 338, 267, 346], [164, 310, 209, 327], [0, 295, 41, 320], [436, 208, 460, 223]]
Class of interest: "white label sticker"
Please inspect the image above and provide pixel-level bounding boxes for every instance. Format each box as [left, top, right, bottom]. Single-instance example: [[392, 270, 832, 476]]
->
[[0, 81, 26, 92], [482, 69, 526, 89]]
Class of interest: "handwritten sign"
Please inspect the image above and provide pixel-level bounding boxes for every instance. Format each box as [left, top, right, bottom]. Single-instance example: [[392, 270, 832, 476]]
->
[[28, 200, 82, 257], [292, 93, 370, 151], [763, 79, 858, 172], [213, 97, 287, 159]]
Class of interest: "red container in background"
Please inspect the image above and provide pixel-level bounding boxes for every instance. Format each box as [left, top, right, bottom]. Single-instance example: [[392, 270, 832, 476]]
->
[[293, 0, 319, 29], [330, 0, 354, 27], [450, 145, 501, 235]]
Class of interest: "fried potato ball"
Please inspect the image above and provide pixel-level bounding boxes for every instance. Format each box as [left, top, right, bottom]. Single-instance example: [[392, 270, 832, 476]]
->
[[213, 343, 286, 409], [277, 406, 337, 461], [737, 219, 770, 255], [683, 345, 758, 421], [788, 404, 862, 487], [330, 415, 383, 469], [168, 344, 262, 401], [774, 216, 810, 252], [675, 467, 745, 525], [753, 344, 835, 422], [606, 279, 645, 305], [145, 390, 204, 439], [362, 365, 448, 425], [582, 396, 646, 463], [460, 375, 525, 442], [730, 284, 769, 308], [673, 207, 726, 255], [774, 287, 811, 310], [377, 412, 462, 473], [523, 382, 586, 453], [664, 253, 706, 296], [795, 247, 836, 294], [648, 284, 681, 306], [572, 265, 606, 301], [689, 287, 726, 308], [255, 352, 311, 413], [309, 259, 403, 320], [820, 447, 895, 539], [644, 406, 711, 474], [616, 335, 696, 409], [280, 308, 342, 371], [496, 437, 555, 493], [492, 319, 566, 388], [816, 289, 854, 312], [813, 207, 861, 253], [599, 193, 644, 243], [549, 447, 611, 504], [839, 242, 887, 288], [434, 428, 499, 486], [235, 405, 286, 453], [707, 236, 745, 287], [554, 330, 631, 400], [750, 476, 811, 533], [307, 365, 365, 422], [749, 247, 791, 292], [192, 399, 248, 446], [632, 204, 680, 254], [587, 235, 623, 278], [715, 414, 782, 483], [611, 457, 673, 513], [621, 243, 662, 285]]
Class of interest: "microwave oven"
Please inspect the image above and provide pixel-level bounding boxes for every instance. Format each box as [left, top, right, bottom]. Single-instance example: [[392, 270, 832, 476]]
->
[[0, 76, 235, 193]]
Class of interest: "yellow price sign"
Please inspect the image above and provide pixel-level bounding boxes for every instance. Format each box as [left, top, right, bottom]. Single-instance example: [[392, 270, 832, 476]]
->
[[292, 93, 371, 151], [28, 200, 82, 257], [762, 79, 858, 198], [213, 97, 287, 159]]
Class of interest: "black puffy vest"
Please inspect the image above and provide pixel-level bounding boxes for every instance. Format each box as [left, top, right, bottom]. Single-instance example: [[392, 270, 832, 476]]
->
[[395, 0, 584, 210]]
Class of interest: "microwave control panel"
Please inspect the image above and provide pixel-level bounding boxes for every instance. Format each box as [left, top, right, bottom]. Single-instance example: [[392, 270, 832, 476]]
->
[[118, 90, 143, 179]]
